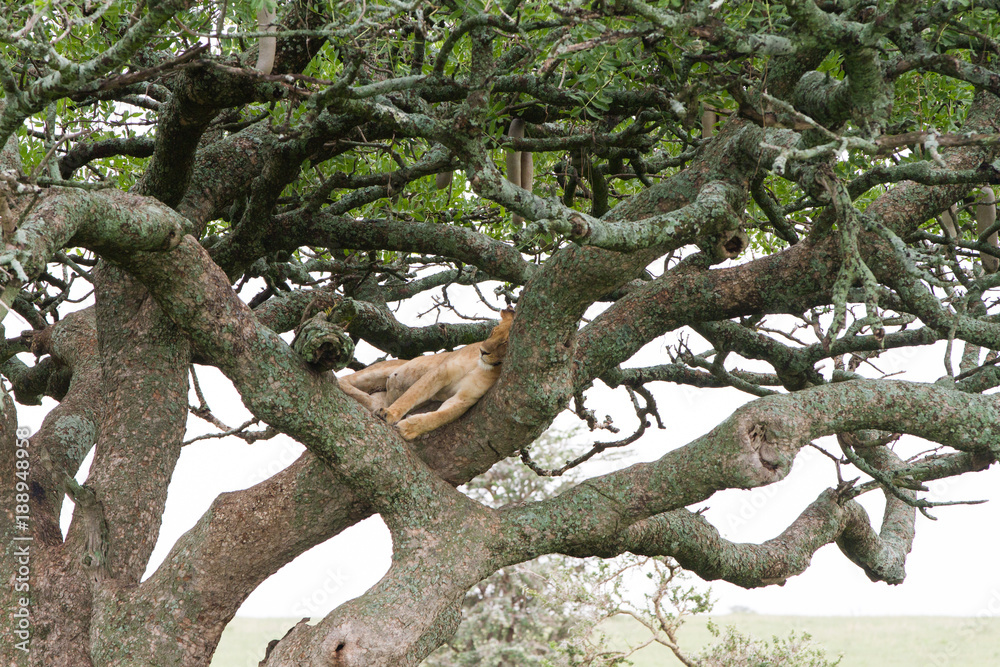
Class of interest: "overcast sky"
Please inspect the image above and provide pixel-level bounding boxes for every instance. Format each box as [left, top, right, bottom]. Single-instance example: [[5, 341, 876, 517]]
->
[[12, 276, 1000, 621]]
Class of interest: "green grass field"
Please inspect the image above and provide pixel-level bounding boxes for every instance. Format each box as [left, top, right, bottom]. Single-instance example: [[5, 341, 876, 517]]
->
[[211, 614, 1000, 667]]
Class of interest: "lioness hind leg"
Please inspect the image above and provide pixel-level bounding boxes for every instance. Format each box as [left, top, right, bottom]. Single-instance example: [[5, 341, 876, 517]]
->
[[340, 359, 408, 393], [382, 366, 452, 425], [339, 359, 408, 411], [338, 380, 382, 411], [367, 391, 387, 412]]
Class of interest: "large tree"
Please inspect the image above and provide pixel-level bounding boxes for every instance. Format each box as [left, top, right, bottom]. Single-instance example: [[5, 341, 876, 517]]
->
[[2, 0, 999, 665]]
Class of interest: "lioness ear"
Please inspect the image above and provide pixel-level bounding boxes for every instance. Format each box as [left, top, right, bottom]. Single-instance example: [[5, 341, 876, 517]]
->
[[501, 308, 515, 321]]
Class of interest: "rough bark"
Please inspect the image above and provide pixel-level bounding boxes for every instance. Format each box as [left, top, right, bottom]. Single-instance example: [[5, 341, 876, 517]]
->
[[3, 2, 1000, 665]]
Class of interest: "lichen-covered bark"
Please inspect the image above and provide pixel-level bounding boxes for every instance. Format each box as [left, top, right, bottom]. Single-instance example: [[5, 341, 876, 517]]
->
[[86, 266, 189, 582], [623, 496, 846, 588], [0, 311, 101, 666], [0, 384, 29, 661], [5, 2, 1000, 665], [20, 310, 101, 544]]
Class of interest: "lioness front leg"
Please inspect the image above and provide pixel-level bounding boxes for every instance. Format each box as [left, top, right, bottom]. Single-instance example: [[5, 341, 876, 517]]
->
[[395, 393, 478, 439]]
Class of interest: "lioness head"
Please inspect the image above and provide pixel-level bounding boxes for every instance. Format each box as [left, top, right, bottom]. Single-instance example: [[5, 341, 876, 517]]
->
[[478, 309, 514, 370]]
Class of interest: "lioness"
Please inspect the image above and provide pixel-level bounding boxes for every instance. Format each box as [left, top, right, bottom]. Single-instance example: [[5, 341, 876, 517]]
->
[[338, 309, 514, 439]]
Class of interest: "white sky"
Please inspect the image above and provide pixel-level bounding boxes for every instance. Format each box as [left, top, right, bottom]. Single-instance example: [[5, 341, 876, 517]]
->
[[8, 271, 1000, 621]]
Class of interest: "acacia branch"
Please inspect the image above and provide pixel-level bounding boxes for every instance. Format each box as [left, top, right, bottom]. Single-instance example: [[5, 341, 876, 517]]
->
[[290, 211, 537, 285], [499, 379, 1000, 564], [59, 135, 156, 180], [12, 310, 101, 547], [0, 0, 201, 151], [622, 493, 845, 588], [835, 443, 916, 583], [574, 90, 1000, 390]]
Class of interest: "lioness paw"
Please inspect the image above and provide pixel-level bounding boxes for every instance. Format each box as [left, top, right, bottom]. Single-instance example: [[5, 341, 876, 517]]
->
[[396, 418, 422, 440], [379, 407, 403, 425]]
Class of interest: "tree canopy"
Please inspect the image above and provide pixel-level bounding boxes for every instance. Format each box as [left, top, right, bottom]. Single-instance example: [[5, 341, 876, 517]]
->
[[1, 0, 1000, 665]]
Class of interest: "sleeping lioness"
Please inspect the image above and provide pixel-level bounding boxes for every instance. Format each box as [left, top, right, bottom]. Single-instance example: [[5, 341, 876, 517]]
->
[[338, 309, 514, 439]]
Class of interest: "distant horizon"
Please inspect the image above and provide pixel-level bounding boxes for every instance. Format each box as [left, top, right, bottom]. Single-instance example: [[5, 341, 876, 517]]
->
[[212, 614, 1000, 667], [226, 609, 1000, 619]]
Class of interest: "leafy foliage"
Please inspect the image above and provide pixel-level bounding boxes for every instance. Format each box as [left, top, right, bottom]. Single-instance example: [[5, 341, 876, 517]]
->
[[698, 627, 841, 667], [4, 1, 1000, 665]]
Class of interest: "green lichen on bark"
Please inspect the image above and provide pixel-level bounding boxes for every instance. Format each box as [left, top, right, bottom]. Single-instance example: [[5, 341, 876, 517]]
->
[[3, 1, 1000, 665]]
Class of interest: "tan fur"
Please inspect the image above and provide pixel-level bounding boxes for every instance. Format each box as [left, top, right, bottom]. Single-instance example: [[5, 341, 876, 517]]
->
[[338, 310, 514, 439]]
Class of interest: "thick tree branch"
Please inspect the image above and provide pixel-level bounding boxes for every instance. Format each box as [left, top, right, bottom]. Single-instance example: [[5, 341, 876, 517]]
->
[[20, 310, 101, 547], [836, 444, 915, 584], [82, 266, 188, 584], [287, 211, 536, 285], [622, 493, 845, 588], [3, 187, 183, 287], [498, 380, 999, 563], [59, 136, 156, 180]]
